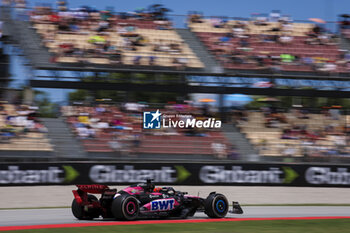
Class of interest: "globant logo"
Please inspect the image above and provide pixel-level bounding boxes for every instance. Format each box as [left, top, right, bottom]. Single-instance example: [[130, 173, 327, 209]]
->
[[89, 165, 177, 183], [305, 167, 350, 185], [143, 109, 221, 129], [0, 165, 80, 184]]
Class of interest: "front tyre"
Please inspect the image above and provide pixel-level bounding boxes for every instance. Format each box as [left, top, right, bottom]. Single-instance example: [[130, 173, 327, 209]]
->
[[204, 193, 229, 218], [112, 194, 139, 220]]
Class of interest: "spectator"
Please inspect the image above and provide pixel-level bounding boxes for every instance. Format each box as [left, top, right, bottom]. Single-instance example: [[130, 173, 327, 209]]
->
[[0, 21, 3, 39], [110, 50, 122, 64], [211, 18, 226, 28], [279, 34, 293, 44], [97, 20, 109, 32], [318, 61, 337, 72], [133, 56, 142, 65], [228, 146, 239, 159], [281, 21, 293, 32], [211, 141, 227, 159], [239, 38, 249, 48], [149, 56, 156, 65], [188, 13, 203, 23], [280, 54, 295, 63], [232, 24, 246, 38]]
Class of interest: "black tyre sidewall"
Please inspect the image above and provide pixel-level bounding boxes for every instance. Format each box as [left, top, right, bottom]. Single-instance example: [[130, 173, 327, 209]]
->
[[112, 194, 139, 220], [71, 198, 84, 219], [205, 193, 229, 218]]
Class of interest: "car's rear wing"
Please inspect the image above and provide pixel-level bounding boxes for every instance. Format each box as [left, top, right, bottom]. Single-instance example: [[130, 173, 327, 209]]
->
[[75, 184, 110, 194], [72, 184, 113, 206]]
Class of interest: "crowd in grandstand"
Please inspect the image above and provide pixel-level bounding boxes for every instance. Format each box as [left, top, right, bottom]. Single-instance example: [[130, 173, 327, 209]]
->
[[0, 102, 51, 152], [189, 12, 350, 73], [0, 103, 47, 137], [2, 1, 350, 161], [3, 1, 350, 73], [235, 105, 350, 159], [61, 102, 235, 158], [0, 99, 348, 160], [27, 3, 202, 69], [340, 14, 350, 44], [58, 101, 350, 160]]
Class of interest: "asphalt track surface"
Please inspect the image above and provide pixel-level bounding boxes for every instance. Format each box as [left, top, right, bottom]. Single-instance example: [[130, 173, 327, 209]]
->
[[1, 206, 350, 227]]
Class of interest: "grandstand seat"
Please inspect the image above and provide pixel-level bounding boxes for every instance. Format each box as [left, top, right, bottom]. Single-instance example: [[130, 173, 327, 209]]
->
[[189, 19, 343, 73], [31, 9, 204, 70]]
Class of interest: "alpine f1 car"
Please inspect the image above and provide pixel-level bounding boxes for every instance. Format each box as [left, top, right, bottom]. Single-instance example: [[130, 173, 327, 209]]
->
[[71, 179, 243, 220]]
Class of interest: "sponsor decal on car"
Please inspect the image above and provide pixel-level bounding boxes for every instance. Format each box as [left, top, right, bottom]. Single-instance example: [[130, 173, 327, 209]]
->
[[149, 194, 161, 198], [150, 198, 175, 211], [130, 189, 138, 194]]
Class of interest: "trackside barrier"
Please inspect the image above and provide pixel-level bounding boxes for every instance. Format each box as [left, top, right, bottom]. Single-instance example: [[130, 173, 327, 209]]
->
[[0, 162, 350, 187]]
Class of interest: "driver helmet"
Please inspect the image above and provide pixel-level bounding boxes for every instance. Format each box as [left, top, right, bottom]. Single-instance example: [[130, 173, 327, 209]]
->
[[147, 183, 155, 192], [153, 187, 162, 193], [143, 179, 155, 192]]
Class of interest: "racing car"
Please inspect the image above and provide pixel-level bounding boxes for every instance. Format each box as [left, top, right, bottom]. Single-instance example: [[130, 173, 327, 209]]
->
[[71, 179, 243, 220]]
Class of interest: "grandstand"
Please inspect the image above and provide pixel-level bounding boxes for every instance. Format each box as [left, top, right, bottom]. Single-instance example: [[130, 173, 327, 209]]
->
[[61, 104, 232, 160], [1, 2, 350, 163], [189, 17, 345, 73], [340, 14, 350, 40], [0, 47, 11, 98], [237, 108, 349, 161], [31, 7, 204, 69], [0, 103, 53, 160]]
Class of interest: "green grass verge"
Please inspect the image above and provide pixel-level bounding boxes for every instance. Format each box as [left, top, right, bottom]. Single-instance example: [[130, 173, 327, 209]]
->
[[8, 219, 350, 233]]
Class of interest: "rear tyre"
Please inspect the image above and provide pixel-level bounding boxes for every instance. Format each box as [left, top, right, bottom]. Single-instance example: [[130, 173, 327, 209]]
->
[[112, 194, 139, 220], [204, 193, 228, 218], [71, 194, 99, 220]]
